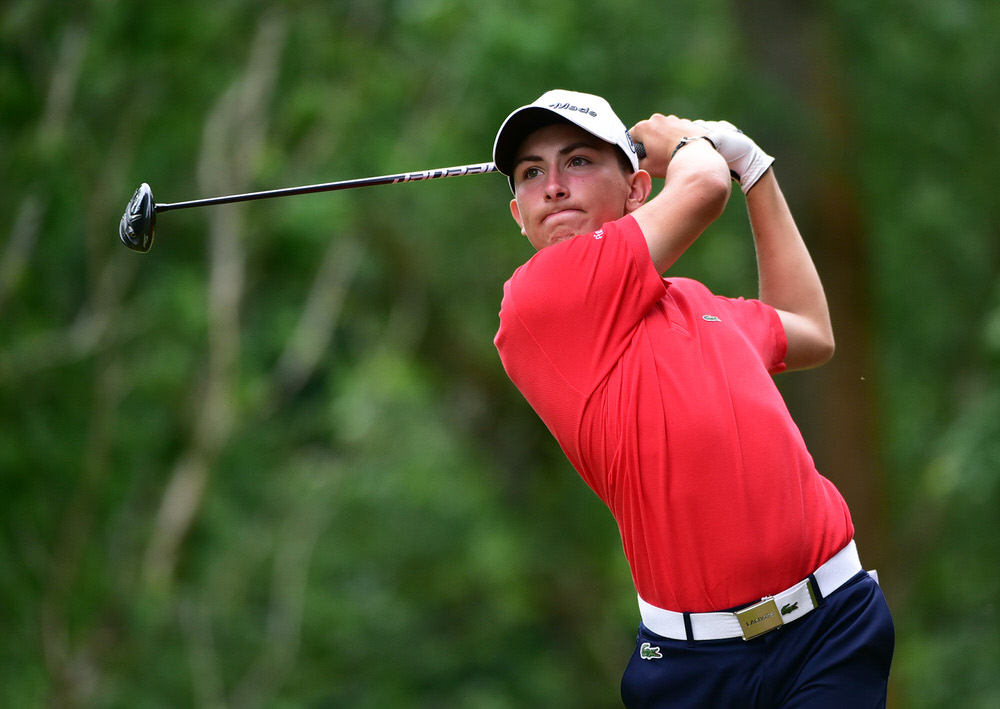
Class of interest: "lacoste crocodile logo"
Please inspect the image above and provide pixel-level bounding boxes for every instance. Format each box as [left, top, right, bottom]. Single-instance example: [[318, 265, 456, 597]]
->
[[781, 602, 799, 615], [702, 315, 721, 322], [640, 642, 663, 660]]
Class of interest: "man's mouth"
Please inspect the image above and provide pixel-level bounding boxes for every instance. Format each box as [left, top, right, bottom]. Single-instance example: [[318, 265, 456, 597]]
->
[[543, 208, 580, 223]]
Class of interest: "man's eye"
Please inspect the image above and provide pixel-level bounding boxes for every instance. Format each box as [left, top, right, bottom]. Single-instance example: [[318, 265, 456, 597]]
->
[[569, 156, 590, 167], [522, 166, 542, 180]]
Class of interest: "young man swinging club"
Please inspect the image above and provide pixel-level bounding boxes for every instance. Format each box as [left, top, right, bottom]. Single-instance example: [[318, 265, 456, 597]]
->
[[491, 90, 894, 708]]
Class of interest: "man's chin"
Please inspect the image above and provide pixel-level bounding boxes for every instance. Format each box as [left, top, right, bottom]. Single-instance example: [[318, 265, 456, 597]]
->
[[545, 231, 576, 248], [546, 220, 591, 244], [530, 220, 595, 250]]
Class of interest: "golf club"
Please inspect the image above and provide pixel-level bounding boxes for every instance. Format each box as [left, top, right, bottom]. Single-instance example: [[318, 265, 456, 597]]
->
[[119, 141, 646, 254], [118, 161, 499, 254]]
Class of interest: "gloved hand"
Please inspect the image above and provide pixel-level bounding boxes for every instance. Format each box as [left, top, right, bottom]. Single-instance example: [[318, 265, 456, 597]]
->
[[692, 120, 774, 194]]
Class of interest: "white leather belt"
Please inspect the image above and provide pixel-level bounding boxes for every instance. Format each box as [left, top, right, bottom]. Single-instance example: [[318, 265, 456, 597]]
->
[[638, 540, 866, 641]]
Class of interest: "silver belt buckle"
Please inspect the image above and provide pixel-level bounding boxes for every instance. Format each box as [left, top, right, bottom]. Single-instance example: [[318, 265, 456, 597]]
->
[[736, 597, 784, 640]]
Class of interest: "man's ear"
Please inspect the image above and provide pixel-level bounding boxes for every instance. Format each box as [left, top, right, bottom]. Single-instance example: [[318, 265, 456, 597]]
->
[[509, 197, 527, 236], [624, 169, 653, 214]]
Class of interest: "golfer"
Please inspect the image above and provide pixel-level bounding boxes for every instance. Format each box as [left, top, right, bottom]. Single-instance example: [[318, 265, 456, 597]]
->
[[492, 90, 894, 708]]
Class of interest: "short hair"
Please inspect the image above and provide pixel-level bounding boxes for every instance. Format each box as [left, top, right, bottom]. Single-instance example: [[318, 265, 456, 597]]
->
[[615, 146, 635, 175]]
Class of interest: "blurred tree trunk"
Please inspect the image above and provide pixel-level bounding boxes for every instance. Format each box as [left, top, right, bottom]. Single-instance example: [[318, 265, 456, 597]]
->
[[732, 3, 888, 569]]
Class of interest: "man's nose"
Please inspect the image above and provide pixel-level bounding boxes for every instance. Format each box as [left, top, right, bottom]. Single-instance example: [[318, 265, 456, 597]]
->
[[544, 169, 568, 200]]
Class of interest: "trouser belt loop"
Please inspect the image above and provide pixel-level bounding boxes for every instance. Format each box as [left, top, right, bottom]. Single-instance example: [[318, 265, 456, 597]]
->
[[683, 612, 695, 647], [808, 573, 825, 607]]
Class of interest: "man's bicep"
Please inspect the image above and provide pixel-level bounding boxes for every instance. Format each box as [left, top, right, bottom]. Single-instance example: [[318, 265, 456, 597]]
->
[[504, 226, 665, 381], [774, 308, 835, 371]]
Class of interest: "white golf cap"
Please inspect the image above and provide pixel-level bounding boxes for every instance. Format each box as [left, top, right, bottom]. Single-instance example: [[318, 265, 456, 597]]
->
[[493, 89, 640, 192]]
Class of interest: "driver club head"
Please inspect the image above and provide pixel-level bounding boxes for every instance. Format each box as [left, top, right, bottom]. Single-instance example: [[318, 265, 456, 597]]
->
[[119, 183, 156, 253]]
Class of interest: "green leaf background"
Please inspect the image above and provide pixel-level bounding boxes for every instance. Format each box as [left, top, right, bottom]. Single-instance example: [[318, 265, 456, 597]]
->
[[2, 1, 998, 706]]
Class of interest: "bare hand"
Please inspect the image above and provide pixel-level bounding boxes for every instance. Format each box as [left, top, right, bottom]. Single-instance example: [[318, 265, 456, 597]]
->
[[629, 114, 706, 179]]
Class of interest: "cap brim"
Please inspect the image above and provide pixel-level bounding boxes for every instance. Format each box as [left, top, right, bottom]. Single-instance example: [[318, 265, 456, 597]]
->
[[492, 106, 571, 177]]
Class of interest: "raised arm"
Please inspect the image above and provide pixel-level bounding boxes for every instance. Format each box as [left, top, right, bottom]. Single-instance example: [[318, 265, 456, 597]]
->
[[633, 116, 833, 370], [694, 119, 834, 370], [628, 114, 732, 275], [746, 169, 835, 370]]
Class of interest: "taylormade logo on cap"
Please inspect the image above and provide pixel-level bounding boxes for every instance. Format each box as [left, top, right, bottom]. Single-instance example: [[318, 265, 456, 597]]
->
[[493, 89, 639, 191], [547, 102, 597, 117]]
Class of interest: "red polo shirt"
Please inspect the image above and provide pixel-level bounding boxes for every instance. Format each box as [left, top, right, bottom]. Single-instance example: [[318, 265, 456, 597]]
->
[[494, 215, 853, 612]]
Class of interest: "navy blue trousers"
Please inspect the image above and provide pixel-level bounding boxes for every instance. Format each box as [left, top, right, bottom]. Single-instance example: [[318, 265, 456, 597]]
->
[[621, 572, 894, 708]]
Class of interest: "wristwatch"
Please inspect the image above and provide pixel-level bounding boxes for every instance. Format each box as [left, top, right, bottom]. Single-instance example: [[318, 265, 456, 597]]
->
[[670, 135, 717, 159]]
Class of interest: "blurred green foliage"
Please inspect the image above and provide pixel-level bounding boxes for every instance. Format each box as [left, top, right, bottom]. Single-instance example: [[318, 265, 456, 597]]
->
[[2, 0, 998, 707]]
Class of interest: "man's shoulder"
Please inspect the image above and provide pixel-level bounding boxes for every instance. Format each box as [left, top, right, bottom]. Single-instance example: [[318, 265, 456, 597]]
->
[[661, 276, 713, 297], [510, 216, 642, 275]]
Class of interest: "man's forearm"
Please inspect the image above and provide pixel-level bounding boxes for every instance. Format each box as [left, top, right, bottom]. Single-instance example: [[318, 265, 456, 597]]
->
[[748, 169, 835, 368]]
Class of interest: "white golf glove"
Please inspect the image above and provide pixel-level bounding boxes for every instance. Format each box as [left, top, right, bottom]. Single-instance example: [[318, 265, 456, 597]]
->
[[693, 120, 774, 194]]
